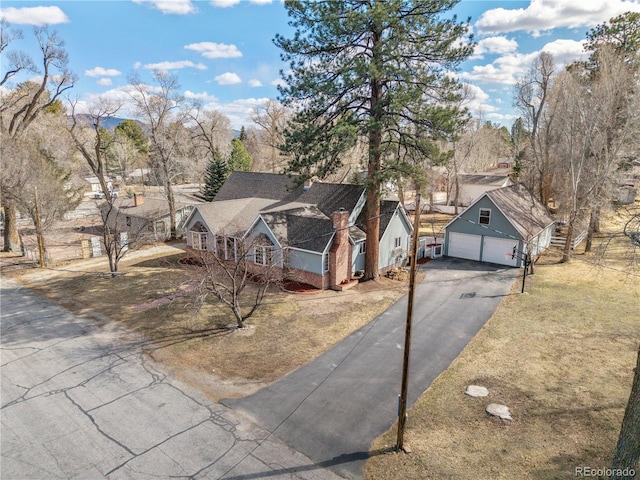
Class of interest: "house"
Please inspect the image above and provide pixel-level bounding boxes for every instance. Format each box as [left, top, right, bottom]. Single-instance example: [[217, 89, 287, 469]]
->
[[444, 184, 555, 267], [183, 172, 413, 290], [453, 174, 513, 207], [104, 193, 202, 241], [85, 176, 113, 197]]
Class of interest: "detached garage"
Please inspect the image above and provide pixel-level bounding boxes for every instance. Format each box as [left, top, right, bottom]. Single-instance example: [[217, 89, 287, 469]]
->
[[444, 184, 555, 268]]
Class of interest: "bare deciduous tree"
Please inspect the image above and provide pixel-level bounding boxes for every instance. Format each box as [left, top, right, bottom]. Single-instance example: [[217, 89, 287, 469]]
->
[[250, 100, 291, 173], [98, 200, 151, 276], [190, 236, 287, 329], [515, 52, 558, 206], [67, 97, 122, 203], [1, 107, 81, 263], [0, 26, 75, 252], [128, 70, 188, 240], [187, 106, 233, 181]]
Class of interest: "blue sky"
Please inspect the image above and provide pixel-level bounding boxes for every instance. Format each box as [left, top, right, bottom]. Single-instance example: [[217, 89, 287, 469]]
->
[[2, 0, 640, 129]]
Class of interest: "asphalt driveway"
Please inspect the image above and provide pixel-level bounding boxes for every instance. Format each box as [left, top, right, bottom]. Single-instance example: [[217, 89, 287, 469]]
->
[[223, 257, 519, 479], [0, 277, 341, 480]]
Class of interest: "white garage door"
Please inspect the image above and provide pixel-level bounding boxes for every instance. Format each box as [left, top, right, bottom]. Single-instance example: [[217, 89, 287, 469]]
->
[[482, 237, 519, 267], [448, 232, 481, 261]]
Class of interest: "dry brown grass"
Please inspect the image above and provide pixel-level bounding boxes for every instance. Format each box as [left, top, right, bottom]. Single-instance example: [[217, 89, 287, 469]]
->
[[364, 210, 640, 480], [7, 249, 407, 399], [415, 212, 453, 237]]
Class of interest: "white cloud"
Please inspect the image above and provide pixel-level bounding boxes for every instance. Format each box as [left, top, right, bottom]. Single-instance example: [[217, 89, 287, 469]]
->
[[537, 38, 587, 65], [132, 0, 197, 15], [462, 38, 586, 85], [97, 78, 113, 86], [185, 42, 242, 59], [215, 72, 242, 85], [473, 36, 519, 58], [143, 60, 207, 71], [459, 83, 499, 117], [248, 79, 263, 87], [184, 90, 219, 102], [271, 78, 287, 88], [218, 97, 270, 129], [210, 0, 273, 6], [133, 62, 142, 70], [476, 0, 640, 35], [0, 6, 69, 25], [85, 67, 122, 77], [210, 0, 241, 6]]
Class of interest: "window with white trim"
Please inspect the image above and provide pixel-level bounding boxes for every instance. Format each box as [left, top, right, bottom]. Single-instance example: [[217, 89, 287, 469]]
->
[[323, 253, 329, 273], [358, 242, 366, 254], [394, 236, 402, 248], [191, 231, 207, 250], [479, 208, 491, 225], [254, 245, 274, 266], [226, 237, 239, 261]]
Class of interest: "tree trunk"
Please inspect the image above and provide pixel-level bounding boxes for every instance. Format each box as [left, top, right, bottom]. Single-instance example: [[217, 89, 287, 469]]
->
[[610, 344, 640, 479], [2, 201, 22, 253], [364, 185, 381, 282], [560, 219, 574, 264], [585, 209, 597, 253], [165, 179, 177, 241], [454, 173, 460, 215]]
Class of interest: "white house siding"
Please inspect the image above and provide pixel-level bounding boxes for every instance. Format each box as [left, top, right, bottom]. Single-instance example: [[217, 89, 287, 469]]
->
[[245, 218, 283, 267], [185, 210, 212, 250], [378, 208, 413, 271], [352, 242, 366, 273]]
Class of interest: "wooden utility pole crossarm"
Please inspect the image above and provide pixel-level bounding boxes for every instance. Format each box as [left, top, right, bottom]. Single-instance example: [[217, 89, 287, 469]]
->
[[396, 193, 422, 452]]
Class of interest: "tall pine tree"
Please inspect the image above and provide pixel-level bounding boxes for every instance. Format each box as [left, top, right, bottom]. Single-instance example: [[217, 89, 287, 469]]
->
[[228, 138, 253, 172], [200, 153, 229, 201], [275, 0, 473, 280]]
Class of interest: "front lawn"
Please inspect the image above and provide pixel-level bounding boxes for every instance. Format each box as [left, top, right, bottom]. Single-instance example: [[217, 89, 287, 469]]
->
[[364, 209, 639, 479], [9, 250, 407, 399]]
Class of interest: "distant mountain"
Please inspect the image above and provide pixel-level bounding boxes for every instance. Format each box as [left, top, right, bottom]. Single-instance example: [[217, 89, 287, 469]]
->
[[69, 115, 148, 133]]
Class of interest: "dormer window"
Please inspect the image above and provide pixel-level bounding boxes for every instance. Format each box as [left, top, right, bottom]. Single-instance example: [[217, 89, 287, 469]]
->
[[479, 208, 491, 225]]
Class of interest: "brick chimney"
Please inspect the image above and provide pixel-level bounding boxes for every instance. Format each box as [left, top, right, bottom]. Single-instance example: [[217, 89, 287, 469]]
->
[[329, 209, 351, 290], [303, 178, 313, 190], [133, 193, 144, 207]]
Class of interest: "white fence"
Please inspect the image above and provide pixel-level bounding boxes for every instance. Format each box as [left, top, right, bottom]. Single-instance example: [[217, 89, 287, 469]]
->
[[550, 229, 588, 250]]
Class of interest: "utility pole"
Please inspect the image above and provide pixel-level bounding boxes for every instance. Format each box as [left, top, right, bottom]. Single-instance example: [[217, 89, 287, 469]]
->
[[34, 187, 45, 268], [396, 193, 421, 452]]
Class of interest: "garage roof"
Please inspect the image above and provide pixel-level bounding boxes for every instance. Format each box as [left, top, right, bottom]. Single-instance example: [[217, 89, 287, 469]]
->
[[485, 184, 554, 239]]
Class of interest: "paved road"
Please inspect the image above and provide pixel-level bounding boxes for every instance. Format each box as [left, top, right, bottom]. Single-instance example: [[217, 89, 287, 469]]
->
[[223, 258, 519, 479], [0, 277, 341, 480]]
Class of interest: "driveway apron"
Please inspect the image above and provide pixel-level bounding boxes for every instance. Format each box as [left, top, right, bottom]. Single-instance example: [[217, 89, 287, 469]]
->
[[0, 277, 341, 480], [223, 257, 519, 479]]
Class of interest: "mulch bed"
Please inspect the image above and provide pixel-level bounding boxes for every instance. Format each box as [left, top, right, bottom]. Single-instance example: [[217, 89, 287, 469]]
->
[[281, 279, 321, 294]]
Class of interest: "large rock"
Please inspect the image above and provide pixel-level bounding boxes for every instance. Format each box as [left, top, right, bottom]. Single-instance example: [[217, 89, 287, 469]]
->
[[465, 385, 489, 397], [486, 403, 512, 421]]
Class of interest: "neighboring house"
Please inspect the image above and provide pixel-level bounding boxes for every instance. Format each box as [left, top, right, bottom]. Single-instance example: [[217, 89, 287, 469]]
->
[[183, 172, 413, 290], [444, 184, 555, 268], [85, 176, 113, 197], [453, 174, 513, 207], [104, 193, 202, 241]]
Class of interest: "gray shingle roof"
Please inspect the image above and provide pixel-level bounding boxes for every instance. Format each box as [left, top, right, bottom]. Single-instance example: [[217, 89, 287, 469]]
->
[[112, 193, 201, 220], [458, 174, 511, 186], [202, 172, 366, 250], [194, 198, 275, 236], [485, 184, 554, 239], [355, 200, 401, 240], [214, 172, 302, 201], [260, 206, 334, 253]]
